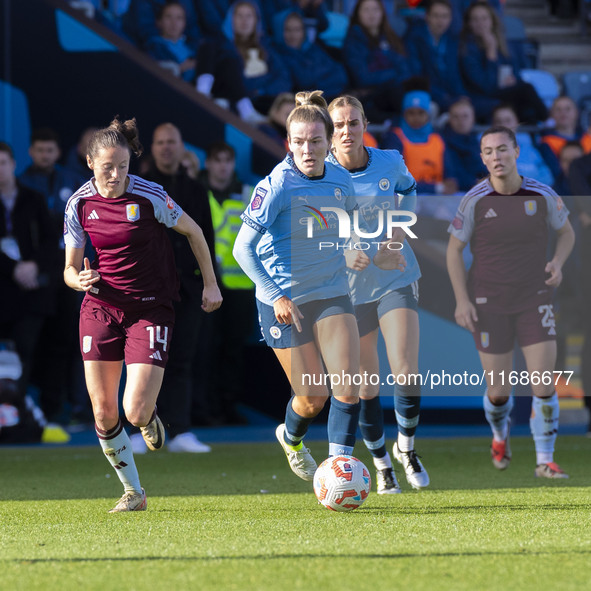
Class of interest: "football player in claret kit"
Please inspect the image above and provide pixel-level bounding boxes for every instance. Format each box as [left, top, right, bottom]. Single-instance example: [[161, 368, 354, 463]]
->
[[63, 118, 221, 512], [447, 125, 575, 478], [328, 95, 430, 495]]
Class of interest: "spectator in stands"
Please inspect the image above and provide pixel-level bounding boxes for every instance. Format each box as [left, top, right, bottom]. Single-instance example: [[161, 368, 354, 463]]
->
[[270, 0, 330, 41], [343, 0, 411, 118], [66, 127, 97, 182], [223, 1, 292, 114], [18, 129, 87, 423], [405, 0, 467, 115], [136, 123, 217, 453], [0, 142, 59, 403], [491, 103, 554, 187], [568, 150, 591, 436], [137, 1, 265, 122], [273, 11, 349, 100], [554, 140, 584, 196], [381, 90, 458, 194], [459, 1, 547, 123], [196, 141, 255, 425], [19, 129, 86, 243], [449, 0, 503, 35], [258, 92, 295, 150], [123, 0, 201, 50], [440, 98, 487, 191], [181, 149, 201, 179], [540, 96, 583, 179], [145, 1, 198, 82]]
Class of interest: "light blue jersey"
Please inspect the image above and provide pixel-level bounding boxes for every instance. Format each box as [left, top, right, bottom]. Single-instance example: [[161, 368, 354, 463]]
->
[[240, 154, 356, 305], [328, 147, 421, 304]]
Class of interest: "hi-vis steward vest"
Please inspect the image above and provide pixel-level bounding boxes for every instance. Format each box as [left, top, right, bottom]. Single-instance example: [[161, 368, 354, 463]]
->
[[393, 128, 445, 184], [208, 190, 254, 289]]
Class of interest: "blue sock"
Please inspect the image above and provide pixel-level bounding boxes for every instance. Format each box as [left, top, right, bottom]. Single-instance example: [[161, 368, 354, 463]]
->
[[394, 383, 421, 437], [328, 397, 360, 456], [283, 397, 315, 446], [359, 397, 387, 458]]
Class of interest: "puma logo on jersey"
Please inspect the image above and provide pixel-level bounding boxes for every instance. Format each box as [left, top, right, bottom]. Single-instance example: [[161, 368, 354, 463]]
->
[[150, 351, 163, 361], [87, 210, 99, 220], [484, 209, 497, 218]]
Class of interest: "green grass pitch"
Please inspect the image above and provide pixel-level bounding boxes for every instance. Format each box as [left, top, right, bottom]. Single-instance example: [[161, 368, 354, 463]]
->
[[1, 436, 590, 591]]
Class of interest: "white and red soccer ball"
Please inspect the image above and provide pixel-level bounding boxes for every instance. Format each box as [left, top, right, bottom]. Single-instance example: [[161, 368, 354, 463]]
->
[[313, 455, 371, 512]]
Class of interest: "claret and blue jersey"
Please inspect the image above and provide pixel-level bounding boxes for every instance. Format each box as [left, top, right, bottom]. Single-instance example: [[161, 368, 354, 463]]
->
[[63, 175, 183, 312], [240, 154, 356, 305], [327, 147, 421, 305]]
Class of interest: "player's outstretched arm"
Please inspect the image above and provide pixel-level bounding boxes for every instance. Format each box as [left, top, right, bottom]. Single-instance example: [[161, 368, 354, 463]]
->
[[446, 235, 478, 332], [64, 246, 101, 292], [545, 219, 576, 287], [173, 212, 222, 312]]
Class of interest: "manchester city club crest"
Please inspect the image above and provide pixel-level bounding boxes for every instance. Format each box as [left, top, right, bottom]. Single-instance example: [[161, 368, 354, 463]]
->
[[269, 326, 282, 339], [126, 203, 140, 221], [524, 200, 537, 216], [379, 178, 390, 191]]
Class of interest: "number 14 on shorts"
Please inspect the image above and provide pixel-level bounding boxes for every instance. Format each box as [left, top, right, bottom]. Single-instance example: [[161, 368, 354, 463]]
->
[[146, 326, 168, 351]]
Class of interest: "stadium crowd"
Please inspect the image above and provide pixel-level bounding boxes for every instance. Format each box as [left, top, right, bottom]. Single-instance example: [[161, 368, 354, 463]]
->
[[1, 0, 591, 454]]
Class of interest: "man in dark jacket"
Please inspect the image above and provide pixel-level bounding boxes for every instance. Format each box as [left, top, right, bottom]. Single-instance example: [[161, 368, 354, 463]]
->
[[0, 142, 59, 399], [139, 123, 217, 453]]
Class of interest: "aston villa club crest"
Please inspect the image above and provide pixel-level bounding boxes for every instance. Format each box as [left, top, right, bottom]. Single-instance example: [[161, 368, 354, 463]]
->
[[126, 203, 140, 221], [524, 200, 537, 216], [480, 332, 490, 349], [379, 178, 390, 191], [83, 335, 92, 353]]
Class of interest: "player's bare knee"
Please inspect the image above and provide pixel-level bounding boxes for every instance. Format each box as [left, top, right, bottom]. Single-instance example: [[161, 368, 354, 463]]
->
[[487, 390, 511, 404], [123, 404, 152, 427], [93, 407, 119, 431]]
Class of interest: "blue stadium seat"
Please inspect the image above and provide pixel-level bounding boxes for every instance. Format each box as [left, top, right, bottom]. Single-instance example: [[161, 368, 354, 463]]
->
[[520, 69, 561, 109], [562, 70, 591, 109], [318, 11, 349, 48], [0, 80, 32, 173]]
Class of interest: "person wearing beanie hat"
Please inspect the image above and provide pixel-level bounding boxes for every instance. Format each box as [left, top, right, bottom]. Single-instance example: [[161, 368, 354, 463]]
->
[[382, 91, 459, 195]]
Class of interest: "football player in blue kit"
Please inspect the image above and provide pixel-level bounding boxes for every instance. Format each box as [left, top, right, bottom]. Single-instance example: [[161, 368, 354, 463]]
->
[[233, 90, 403, 481], [328, 95, 430, 493]]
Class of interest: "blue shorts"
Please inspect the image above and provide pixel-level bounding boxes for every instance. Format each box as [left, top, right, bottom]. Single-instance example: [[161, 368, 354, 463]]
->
[[257, 295, 354, 349], [355, 283, 419, 338]]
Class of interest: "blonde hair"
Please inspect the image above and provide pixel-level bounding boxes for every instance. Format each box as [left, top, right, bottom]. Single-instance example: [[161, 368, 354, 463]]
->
[[328, 95, 368, 123], [87, 116, 143, 161], [286, 90, 333, 140]]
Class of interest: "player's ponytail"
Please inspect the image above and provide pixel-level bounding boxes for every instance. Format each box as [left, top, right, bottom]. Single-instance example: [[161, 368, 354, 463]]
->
[[287, 90, 333, 141], [87, 116, 144, 161]]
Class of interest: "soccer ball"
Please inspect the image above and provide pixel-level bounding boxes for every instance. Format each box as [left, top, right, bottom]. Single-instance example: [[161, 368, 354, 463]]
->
[[313, 455, 371, 512]]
